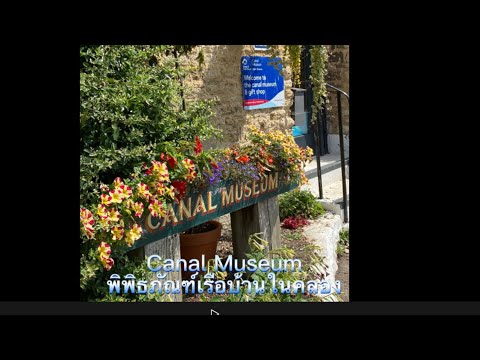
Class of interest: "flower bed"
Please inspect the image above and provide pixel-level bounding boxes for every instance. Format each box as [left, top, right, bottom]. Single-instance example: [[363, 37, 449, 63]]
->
[[80, 127, 313, 273]]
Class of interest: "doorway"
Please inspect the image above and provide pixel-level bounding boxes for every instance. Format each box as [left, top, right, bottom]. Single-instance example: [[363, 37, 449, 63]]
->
[[291, 46, 328, 156]]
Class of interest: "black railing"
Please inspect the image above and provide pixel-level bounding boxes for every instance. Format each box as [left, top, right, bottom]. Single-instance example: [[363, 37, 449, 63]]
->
[[314, 83, 349, 223]]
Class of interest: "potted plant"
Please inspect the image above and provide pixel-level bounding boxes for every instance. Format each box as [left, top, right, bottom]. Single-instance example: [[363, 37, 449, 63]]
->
[[179, 220, 222, 280]]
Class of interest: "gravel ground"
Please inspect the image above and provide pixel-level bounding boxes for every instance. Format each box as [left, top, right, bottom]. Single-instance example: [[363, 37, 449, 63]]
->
[[336, 253, 349, 302]]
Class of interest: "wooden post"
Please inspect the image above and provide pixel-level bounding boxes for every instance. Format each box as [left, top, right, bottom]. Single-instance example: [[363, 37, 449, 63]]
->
[[128, 233, 183, 302], [145, 234, 182, 302], [231, 195, 281, 260]]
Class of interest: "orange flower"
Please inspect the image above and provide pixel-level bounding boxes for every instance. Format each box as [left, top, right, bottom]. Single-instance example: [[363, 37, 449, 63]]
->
[[237, 155, 249, 164]]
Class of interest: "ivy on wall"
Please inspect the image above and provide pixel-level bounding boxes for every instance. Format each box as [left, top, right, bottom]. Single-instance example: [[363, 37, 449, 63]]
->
[[268, 45, 329, 124]]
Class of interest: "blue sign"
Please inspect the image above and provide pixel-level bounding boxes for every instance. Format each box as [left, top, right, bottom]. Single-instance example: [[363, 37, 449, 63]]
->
[[241, 56, 285, 110]]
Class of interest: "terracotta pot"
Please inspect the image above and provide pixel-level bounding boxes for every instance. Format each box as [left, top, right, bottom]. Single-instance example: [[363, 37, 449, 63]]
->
[[180, 220, 222, 280]]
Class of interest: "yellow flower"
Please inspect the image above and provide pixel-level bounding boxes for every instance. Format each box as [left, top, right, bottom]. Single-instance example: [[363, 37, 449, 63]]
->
[[108, 208, 121, 222], [164, 185, 175, 200], [100, 255, 114, 271], [119, 185, 132, 199], [151, 161, 169, 182], [156, 182, 166, 196], [81, 225, 95, 240], [113, 177, 124, 189], [111, 225, 124, 241], [125, 224, 143, 247], [97, 242, 111, 258], [125, 198, 134, 209], [100, 193, 112, 205], [132, 202, 144, 218], [148, 199, 166, 218], [109, 189, 124, 204], [96, 204, 107, 218], [137, 183, 152, 200], [98, 216, 110, 229]]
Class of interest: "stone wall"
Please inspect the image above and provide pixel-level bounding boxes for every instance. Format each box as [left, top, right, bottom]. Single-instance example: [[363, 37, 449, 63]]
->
[[325, 45, 349, 135], [180, 45, 294, 149]]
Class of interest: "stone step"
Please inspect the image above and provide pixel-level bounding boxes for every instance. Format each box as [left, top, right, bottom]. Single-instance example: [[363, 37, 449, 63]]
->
[[305, 157, 349, 180]]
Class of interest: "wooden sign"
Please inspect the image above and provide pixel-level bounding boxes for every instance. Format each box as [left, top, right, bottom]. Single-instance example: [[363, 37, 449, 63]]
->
[[132, 172, 298, 249]]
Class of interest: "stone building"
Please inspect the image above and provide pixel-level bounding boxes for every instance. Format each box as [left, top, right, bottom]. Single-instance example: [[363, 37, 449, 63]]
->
[[179, 45, 349, 154]]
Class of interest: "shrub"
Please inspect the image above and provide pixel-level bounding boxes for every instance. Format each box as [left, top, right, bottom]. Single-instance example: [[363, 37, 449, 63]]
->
[[279, 189, 325, 220], [80, 45, 219, 207]]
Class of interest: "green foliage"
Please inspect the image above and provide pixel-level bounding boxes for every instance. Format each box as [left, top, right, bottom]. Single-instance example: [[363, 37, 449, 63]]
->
[[80, 45, 219, 207], [209, 233, 336, 302], [80, 252, 170, 302], [337, 229, 349, 254], [279, 189, 325, 220], [267, 45, 329, 123], [283, 230, 303, 242], [286, 45, 301, 86], [309, 45, 329, 122]]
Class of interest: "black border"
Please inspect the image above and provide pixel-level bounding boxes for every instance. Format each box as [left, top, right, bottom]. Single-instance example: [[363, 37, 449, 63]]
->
[[1, 302, 479, 315], [2, 34, 478, 313]]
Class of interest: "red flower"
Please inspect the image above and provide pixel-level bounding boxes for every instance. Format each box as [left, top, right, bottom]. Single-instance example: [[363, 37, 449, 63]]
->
[[166, 155, 176, 170], [211, 161, 219, 169], [195, 136, 202, 155], [268, 156, 274, 164], [237, 155, 249, 164], [172, 180, 187, 200], [160, 153, 177, 169], [282, 216, 309, 229]]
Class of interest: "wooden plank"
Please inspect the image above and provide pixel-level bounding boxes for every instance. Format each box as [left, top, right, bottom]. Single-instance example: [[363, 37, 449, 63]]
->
[[257, 196, 281, 253], [231, 195, 281, 260], [231, 204, 259, 260], [144, 234, 182, 302]]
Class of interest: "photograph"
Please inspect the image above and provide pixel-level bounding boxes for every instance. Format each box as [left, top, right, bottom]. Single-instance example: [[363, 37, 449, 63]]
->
[[79, 45, 349, 303]]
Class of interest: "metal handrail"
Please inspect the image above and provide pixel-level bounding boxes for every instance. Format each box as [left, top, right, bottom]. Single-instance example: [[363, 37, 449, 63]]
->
[[326, 83, 349, 100], [315, 83, 349, 223]]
